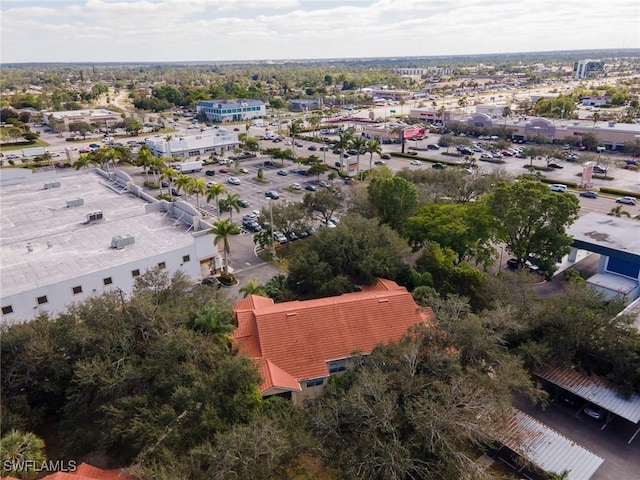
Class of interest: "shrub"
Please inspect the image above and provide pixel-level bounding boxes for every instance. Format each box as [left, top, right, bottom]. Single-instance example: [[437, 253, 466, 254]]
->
[[144, 181, 159, 189], [218, 273, 237, 286], [598, 187, 640, 198]]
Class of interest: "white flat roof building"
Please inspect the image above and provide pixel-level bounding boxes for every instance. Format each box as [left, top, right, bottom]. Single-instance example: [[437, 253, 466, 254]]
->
[[0, 168, 219, 324], [42, 108, 121, 127], [145, 131, 240, 158]]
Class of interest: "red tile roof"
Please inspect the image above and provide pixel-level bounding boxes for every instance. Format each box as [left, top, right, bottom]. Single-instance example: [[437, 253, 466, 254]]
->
[[234, 279, 432, 390], [259, 358, 302, 393], [40, 463, 131, 480]]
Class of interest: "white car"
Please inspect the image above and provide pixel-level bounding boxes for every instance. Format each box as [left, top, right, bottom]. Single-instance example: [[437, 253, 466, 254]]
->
[[290, 183, 302, 190], [410, 160, 421, 166], [226, 177, 241, 185], [549, 184, 567, 192], [616, 196, 637, 205]]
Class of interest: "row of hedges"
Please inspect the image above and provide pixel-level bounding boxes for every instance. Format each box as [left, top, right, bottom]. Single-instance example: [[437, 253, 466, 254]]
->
[[598, 187, 640, 198], [479, 157, 506, 164], [537, 177, 579, 188]]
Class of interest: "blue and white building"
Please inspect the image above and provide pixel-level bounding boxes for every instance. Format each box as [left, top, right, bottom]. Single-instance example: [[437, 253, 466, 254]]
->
[[196, 99, 266, 123], [567, 212, 640, 303]]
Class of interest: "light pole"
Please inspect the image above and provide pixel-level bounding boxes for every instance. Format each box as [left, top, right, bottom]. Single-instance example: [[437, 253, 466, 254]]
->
[[269, 198, 276, 262]]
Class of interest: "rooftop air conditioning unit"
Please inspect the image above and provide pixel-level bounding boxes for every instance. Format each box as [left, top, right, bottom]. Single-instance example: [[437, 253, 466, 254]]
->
[[66, 198, 84, 208], [111, 234, 135, 250], [86, 211, 104, 223], [44, 181, 61, 189]]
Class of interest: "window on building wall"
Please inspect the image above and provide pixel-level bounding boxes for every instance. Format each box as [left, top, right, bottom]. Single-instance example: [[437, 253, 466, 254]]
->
[[72, 285, 83, 295], [329, 360, 347, 374], [103, 277, 113, 285], [158, 262, 166, 269], [2, 305, 13, 315], [37, 295, 48, 305], [305, 378, 324, 388], [182, 255, 190, 263], [131, 269, 140, 278]]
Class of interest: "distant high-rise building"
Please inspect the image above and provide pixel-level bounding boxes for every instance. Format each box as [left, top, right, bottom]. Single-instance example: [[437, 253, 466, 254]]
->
[[574, 59, 604, 79]]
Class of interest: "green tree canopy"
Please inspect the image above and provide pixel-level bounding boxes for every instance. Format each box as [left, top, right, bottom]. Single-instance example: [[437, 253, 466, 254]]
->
[[485, 180, 579, 276], [367, 171, 418, 232]]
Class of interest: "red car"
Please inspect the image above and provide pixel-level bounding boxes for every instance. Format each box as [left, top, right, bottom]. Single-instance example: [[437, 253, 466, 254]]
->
[[220, 168, 228, 173], [501, 150, 513, 157]]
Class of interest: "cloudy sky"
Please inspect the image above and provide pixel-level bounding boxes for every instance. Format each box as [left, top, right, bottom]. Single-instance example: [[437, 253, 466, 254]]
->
[[1, 0, 639, 63]]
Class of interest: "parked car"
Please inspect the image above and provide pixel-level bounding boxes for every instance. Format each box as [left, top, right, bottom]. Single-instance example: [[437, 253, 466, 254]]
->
[[226, 176, 241, 185], [407, 151, 418, 156], [480, 153, 493, 159], [201, 276, 220, 287], [171, 188, 182, 196], [205, 170, 216, 176], [592, 165, 606, 174], [265, 190, 280, 199], [273, 232, 288, 244], [239, 167, 249, 174], [243, 221, 262, 232], [290, 183, 302, 190], [579, 191, 598, 198], [583, 404, 603, 421], [305, 184, 317, 191], [284, 231, 299, 242], [616, 196, 637, 205], [238, 198, 250, 208], [548, 162, 563, 169], [432, 162, 446, 170], [219, 168, 229, 174], [427, 144, 440, 150], [308, 145, 317, 151]]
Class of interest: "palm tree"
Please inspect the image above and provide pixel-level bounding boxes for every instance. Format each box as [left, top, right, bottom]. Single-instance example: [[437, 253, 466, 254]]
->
[[350, 136, 367, 177], [308, 114, 322, 137], [160, 165, 177, 198], [188, 177, 207, 210], [290, 119, 303, 158], [149, 156, 165, 186], [364, 138, 382, 172], [0, 429, 47, 480], [174, 174, 191, 197], [608, 205, 631, 218], [72, 154, 92, 170], [206, 182, 226, 219], [546, 469, 571, 480], [192, 305, 235, 350], [239, 278, 267, 298], [210, 218, 240, 276], [103, 146, 120, 172], [334, 132, 353, 169], [137, 146, 154, 182], [223, 193, 241, 222]]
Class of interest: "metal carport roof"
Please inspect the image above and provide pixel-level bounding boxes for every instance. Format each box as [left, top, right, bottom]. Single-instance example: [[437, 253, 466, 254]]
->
[[502, 408, 604, 480], [536, 365, 640, 424]]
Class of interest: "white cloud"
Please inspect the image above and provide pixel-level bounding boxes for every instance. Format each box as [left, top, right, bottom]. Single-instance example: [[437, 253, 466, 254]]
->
[[0, 0, 638, 62]]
